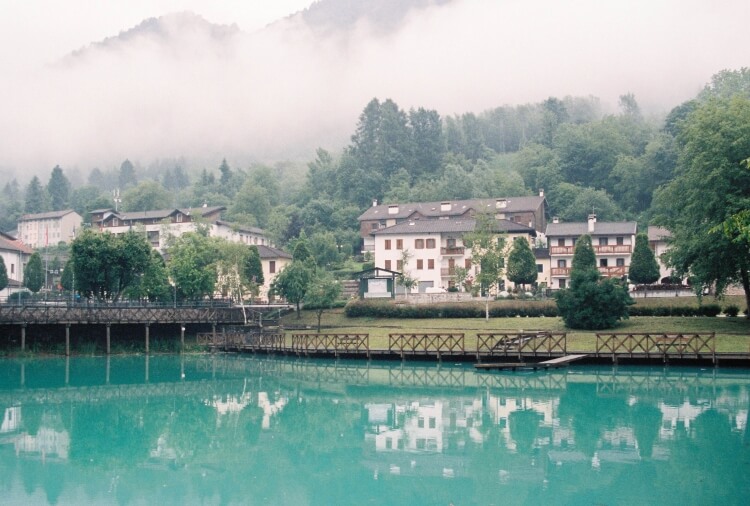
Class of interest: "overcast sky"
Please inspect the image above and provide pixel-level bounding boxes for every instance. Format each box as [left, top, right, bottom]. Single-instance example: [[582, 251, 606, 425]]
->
[[0, 0, 748, 180]]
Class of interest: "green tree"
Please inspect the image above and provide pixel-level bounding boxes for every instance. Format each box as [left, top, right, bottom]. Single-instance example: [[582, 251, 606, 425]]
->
[[0, 180, 24, 232], [506, 237, 537, 291], [25, 176, 49, 214], [140, 251, 171, 302], [24, 252, 44, 293], [463, 215, 507, 320], [167, 232, 218, 301], [122, 180, 172, 212], [271, 261, 313, 318], [629, 233, 660, 293], [292, 232, 314, 264], [0, 256, 8, 293], [47, 165, 71, 211], [304, 271, 341, 332], [653, 94, 750, 311], [555, 235, 632, 329], [397, 249, 418, 299], [244, 245, 264, 287], [118, 159, 137, 190], [60, 258, 74, 292]]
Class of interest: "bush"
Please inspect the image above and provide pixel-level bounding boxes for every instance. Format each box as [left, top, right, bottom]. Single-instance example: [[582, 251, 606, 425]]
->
[[344, 299, 558, 319], [698, 304, 721, 317], [723, 304, 740, 317], [555, 275, 633, 330]]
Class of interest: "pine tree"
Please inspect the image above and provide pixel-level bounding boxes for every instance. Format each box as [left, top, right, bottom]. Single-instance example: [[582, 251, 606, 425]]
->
[[0, 256, 8, 292], [24, 176, 49, 214], [24, 252, 44, 293], [629, 233, 660, 295], [47, 165, 71, 210], [506, 237, 538, 291]]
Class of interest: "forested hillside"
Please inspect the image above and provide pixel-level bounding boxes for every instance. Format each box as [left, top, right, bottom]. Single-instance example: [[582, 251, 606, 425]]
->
[[1, 68, 749, 283]]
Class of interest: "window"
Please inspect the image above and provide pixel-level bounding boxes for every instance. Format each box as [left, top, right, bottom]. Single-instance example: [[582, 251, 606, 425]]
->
[[559, 278, 567, 289], [371, 223, 379, 230], [557, 238, 565, 247], [176, 214, 183, 223], [617, 236, 624, 245], [599, 237, 608, 246], [426, 238, 436, 249], [385, 239, 391, 250], [447, 238, 456, 248], [415, 239, 424, 249], [269, 261, 276, 274], [10, 263, 14, 275], [557, 259, 567, 268], [385, 260, 391, 270], [537, 264, 544, 273], [396, 239, 403, 250], [112, 218, 119, 227], [616, 258, 625, 266], [600, 258, 608, 267], [428, 259, 435, 269], [465, 259, 472, 269], [417, 259, 423, 270], [397, 260, 403, 270]]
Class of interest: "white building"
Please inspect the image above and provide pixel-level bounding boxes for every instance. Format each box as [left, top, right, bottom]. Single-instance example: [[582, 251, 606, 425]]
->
[[17, 210, 83, 248], [211, 220, 271, 247], [0, 231, 33, 301], [546, 215, 637, 289], [372, 217, 537, 293], [647, 226, 674, 282]]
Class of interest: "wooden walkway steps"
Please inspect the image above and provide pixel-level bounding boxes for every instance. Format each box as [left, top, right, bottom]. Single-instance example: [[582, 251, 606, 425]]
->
[[475, 354, 589, 371]]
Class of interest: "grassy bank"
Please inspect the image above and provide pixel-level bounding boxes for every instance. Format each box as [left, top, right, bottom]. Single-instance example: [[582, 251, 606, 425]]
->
[[282, 296, 750, 353]]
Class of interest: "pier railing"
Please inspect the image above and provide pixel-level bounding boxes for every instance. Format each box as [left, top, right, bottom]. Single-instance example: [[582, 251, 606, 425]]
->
[[388, 333, 465, 359], [595, 332, 716, 362], [291, 333, 370, 358], [476, 332, 567, 359]]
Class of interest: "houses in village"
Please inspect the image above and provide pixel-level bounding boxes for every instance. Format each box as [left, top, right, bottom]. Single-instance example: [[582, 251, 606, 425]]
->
[[17, 210, 83, 248], [359, 194, 661, 295], [0, 231, 33, 300]]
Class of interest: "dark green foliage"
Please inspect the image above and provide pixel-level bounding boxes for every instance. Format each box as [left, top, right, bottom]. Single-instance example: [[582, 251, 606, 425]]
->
[[47, 165, 71, 211], [118, 159, 137, 189], [292, 233, 313, 263], [244, 246, 264, 286], [724, 304, 740, 317], [629, 233, 660, 285], [0, 256, 8, 291], [166, 232, 218, 300], [24, 252, 44, 293], [555, 234, 633, 329], [60, 258, 74, 291], [304, 271, 342, 332], [24, 176, 49, 214], [271, 261, 314, 318], [344, 299, 559, 318], [506, 237, 537, 288]]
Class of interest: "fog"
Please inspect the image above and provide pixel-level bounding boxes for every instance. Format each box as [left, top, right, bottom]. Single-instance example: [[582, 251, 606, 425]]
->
[[0, 0, 747, 180]]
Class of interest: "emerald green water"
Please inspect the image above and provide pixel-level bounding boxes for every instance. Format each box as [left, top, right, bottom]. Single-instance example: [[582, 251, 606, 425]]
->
[[0, 356, 748, 505]]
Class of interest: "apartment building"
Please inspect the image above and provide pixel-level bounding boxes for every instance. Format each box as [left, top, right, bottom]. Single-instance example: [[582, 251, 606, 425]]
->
[[17, 210, 83, 248], [546, 215, 637, 289], [359, 193, 547, 253], [372, 217, 537, 293]]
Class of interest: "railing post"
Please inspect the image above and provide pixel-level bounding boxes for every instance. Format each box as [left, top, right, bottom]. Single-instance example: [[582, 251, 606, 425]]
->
[[65, 324, 70, 356], [21, 323, 26, 352], [106, 324, 111, 355], [145, 323, 150, 354], [180, 324, 185, 352]]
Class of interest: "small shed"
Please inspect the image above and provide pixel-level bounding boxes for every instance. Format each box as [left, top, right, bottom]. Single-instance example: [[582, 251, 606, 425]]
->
[[354, 267, 401, 299]]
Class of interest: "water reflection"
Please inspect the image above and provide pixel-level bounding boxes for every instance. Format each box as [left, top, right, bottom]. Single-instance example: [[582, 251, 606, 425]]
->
[[0, 356, 748, 505]]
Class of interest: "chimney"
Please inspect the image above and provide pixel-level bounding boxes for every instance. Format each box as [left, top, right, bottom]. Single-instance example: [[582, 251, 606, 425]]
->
[[539, 188, 544, 197], [372, 199, 378, 207], [552, 216, 559, 224], [388, 205, 399, 215], [588, 214, 597, 232]]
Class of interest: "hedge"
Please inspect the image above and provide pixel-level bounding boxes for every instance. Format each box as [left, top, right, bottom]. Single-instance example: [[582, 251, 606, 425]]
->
[[344, 300, 724, 319]]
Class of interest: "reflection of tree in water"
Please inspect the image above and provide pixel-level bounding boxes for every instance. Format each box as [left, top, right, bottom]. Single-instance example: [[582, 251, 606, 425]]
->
[[630, 401, 662, 458], [509, 409, 543, 453]]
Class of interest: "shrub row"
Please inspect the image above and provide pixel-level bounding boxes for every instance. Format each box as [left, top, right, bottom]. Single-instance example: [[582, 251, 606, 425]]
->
[[344, 300, 731, 319], [344, 300, 559, 319]]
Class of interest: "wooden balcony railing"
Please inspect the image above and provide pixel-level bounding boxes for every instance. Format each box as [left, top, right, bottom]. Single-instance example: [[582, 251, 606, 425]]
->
[[440, 246, 465, 255], [550, 245, 632, 255], [441, 268, 456, 277], [550, 266, 628, 277]]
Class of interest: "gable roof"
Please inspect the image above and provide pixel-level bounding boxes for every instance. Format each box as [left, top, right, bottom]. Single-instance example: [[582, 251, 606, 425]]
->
[[358, 196, 545, 221], [372, 218, 536, 236], [214, 220, 266, 236], [546, 221, 637, 237], [19, 209, 80, 221], [0, 231, 33, 254], [101, 206, 226, 223], [647, 226, 671, 241], [256, 245, 292, 260]]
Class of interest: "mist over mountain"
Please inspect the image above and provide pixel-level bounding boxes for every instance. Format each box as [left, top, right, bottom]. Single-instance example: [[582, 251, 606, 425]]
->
[[0, 0, 747, 180]]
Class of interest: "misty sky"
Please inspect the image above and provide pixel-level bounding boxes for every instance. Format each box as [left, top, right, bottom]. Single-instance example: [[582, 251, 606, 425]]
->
[[1, 0, 748, 180]]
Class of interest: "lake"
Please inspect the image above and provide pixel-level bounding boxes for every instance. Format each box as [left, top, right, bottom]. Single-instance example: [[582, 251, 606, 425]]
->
[[1, 355, 748, 505]]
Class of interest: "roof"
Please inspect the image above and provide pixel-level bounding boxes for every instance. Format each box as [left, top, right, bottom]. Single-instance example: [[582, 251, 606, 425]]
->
[[19, 209, 80, 221], [358, 196, 545, 221], [372, 218, 537, 236], [214, 220, 266, 236], [104, 206, 225, 223], [647, 226, 672, 241], [546, 221, 637, 237], [0, 231, 33, 254], [256, 244, 292, 259]]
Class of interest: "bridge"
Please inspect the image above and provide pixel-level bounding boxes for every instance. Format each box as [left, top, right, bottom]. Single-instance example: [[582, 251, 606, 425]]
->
[[0, 302, 289, 354]]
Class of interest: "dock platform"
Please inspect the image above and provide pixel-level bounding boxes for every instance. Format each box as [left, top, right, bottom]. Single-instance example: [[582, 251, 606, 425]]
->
[[475, 354, 589, 371]]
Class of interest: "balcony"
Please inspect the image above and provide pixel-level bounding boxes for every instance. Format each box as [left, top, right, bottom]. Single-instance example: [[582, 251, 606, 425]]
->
[[441, 268, 456, 277], [550, 266, 629, 277], [550, 244, 632, 255], [550, 246, 575, 255], [441, 246, 465, 256]]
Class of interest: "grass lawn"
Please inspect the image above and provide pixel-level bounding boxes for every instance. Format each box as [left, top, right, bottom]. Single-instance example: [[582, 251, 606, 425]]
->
[[281, 296, 750, 353]]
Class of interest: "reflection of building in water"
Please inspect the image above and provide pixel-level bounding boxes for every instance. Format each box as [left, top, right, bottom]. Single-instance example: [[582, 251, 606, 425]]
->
[[659, 400, 712, 439], [485, 394, 557, 452], [1, 406, 22, 435], [204, 391, 288, 429], [257, 391, 287, 429]]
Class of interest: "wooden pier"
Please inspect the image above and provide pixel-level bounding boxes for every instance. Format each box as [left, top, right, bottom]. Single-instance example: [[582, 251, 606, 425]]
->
[[474, 354, 589, 371]]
